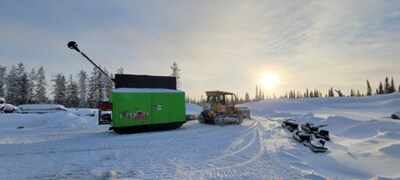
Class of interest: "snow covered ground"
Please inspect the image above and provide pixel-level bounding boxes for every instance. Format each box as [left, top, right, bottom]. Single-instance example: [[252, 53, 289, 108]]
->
[[1, 94, 400, 179]]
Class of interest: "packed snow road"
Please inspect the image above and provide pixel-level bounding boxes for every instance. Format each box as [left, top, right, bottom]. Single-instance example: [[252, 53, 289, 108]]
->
[[0, 114, 307, 179]]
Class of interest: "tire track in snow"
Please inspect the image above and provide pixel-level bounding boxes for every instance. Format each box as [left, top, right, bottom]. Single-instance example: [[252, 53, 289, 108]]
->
[[175, 117, 303, 179]]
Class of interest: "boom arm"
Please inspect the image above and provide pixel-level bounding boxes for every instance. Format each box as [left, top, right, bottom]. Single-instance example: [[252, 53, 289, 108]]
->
[[67, 41, 114, 83]]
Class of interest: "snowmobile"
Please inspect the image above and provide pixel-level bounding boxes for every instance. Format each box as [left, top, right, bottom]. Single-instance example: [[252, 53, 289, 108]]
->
[[292, 130, 328, 153], [315, 129, 330, 141], [304, 138, 328, 153], [281, 119, 299, 132], [301, 122, 330, 141], [310, 139, 328, 153], [292, 129, 312, 143]]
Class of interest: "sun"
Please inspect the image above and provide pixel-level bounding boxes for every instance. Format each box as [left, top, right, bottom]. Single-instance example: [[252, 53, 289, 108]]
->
[[259, 72, 279, 89]]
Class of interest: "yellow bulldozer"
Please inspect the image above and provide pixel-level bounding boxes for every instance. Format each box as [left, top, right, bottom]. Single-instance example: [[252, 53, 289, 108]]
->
[[199, 91, 250, 125]]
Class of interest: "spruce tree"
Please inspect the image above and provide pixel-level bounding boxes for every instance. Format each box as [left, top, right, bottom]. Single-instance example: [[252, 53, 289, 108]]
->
[[328, 87, 334, 97], [103, 69, 113, 99], [170, 61, 181, 88], [52, 73, 67, 106], [14, 63, 29, 105], [28, 68, 36, 103], [66, 75, 79, 107], [356, 90, 361, 97], [378, 82, 384, 94], [6, 65, 18, 104], [245, 92, 250, 102], [350, 89, 355, 97], [116, 67, 124, 74], [16, 73, 29, 105], [366, 80, 372, 96], [77, 70, 87, 107], [390, 77, 395, 93], [35, 66, 48, 103], [384, 77, 390, 94], [87, 67, 103, 108], [305, 89, 309, 98], [0, 66, 6, 98]]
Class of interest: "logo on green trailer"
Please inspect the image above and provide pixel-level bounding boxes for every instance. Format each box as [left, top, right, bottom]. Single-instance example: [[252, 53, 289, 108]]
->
[[120, 110, 149, 120]]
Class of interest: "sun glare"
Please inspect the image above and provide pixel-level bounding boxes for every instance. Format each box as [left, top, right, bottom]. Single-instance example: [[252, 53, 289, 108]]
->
[[259, 72, 279, 89]]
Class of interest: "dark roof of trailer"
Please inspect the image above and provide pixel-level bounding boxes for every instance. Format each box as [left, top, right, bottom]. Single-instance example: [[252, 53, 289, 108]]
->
[[114, 74, 177, 90]]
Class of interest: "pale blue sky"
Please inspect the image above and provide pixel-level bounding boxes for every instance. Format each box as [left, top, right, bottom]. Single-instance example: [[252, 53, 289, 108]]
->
[[1, 0, 399, 99]]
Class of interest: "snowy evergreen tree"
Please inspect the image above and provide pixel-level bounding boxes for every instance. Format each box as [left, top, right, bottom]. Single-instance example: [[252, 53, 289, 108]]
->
[[0, 66, 6, 98], [384, 77, 390, 94], [87, 67, 108, 108], [87, 68, 99, 108], [5, 65, 18, 104], [15, 73, 29, 105], [52, 73, 67, 106], [305, 89, 309, 98], [35, 66, 48, 103], [116, 67, 124, 74], [245, 92, 250, 102], [77, 70, 87, 107], [314, 89, 321, 98], [356, 90, 362, 97], [103, 69, 113, 99], [170, 61, 181, 88], [28, 68, 36, 103], [328, 87, 334, 97], [350, 89, 355, 97], [366, 80, 372, 96], [389, 77, 395, 93], [66, 75, 79, 108], [378, 82, 384, 94], [14, 63, 29, 105]]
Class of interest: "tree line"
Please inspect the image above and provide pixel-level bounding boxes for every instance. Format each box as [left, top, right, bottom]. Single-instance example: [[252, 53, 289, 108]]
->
[[186, 77, 400, 105], [0, 61, 181, 108], [1, 62, 398, 106], [0, 62, 121, 108], [279, 77, 399, 100]]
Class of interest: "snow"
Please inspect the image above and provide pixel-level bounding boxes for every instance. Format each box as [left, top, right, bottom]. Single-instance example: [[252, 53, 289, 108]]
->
[[1, 93, 400, 179], [185, 103, 202, 115], [17, 104, 68, 114]]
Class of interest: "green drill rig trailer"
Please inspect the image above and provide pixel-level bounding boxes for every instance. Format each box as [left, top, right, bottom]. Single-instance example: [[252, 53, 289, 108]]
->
[[107, 88, 186, 133], [68, 41, 186, 133]]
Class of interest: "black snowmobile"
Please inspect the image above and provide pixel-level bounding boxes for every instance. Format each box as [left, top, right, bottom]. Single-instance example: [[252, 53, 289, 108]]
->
[[281, 119, 299, 132], [306, 138, 328, 153], [292, 129, 312, 143], [301, 122, 330, 141], [292, 130, 328, 153]]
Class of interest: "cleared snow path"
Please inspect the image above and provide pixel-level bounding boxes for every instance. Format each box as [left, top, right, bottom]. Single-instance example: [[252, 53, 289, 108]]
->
[[0, 115, 309, 179]]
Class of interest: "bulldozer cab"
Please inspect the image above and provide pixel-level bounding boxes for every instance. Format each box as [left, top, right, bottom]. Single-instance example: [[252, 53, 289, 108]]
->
[[205, 91, 238, 114]]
